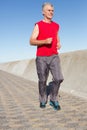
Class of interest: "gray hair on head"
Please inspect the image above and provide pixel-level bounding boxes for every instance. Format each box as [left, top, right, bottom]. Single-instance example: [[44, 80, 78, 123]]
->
[[42, 2, 54, 10]]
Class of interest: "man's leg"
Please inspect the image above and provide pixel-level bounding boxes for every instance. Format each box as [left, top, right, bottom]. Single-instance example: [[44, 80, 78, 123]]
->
[[49, 55, 64, 110], [36, 57, 49, 107]]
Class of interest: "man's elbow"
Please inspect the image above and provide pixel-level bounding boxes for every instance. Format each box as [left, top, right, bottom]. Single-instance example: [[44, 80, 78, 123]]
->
[[29, 38, 33, 45]]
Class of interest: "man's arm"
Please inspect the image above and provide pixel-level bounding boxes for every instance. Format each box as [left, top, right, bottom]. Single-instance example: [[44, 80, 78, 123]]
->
[[29, 24, 52, 46], [57, 35, 61, 50]]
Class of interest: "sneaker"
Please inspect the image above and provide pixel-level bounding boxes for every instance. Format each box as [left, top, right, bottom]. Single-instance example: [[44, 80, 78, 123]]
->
[[40, 102, 46, 108], [49, 100, 61, 110]]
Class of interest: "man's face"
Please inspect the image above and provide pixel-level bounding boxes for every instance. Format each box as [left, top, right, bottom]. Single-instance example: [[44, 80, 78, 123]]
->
[[42, 5, 54, 19]]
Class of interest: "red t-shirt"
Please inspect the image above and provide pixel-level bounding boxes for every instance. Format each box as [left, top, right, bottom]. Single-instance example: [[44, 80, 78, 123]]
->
[[36, 20, 60, 56]]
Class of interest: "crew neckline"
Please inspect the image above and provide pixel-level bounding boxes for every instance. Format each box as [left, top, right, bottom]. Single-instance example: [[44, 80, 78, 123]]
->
[[42, 20, 53, 24]]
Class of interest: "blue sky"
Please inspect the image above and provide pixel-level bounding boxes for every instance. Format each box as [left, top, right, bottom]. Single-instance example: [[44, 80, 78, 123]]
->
[[0, 0, 87, 63]]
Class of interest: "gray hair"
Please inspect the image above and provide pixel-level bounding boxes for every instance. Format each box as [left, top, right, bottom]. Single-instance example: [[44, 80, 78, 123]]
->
[[42, 2, 54, 10]]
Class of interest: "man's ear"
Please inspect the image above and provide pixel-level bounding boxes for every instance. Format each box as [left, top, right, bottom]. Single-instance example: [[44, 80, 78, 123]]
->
[[42, 10, 44, 16]]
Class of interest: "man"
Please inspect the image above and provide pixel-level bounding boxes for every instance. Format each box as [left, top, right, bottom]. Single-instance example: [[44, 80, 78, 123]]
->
[[30, 2, 64, 110]]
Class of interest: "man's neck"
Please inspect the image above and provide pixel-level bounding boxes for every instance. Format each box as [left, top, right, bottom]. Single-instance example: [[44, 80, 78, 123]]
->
[[43, 18, 52, 23]]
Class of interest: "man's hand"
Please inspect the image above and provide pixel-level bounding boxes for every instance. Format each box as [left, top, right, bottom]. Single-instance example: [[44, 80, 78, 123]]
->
[[57, 43, 61, 50], [45, 38, 53, 44]]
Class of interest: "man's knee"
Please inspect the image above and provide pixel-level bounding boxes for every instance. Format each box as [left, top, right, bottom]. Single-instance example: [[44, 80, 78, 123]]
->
[[53, 79, 64, 85], [38, 80, 46, 97], [39, 80, 46, 86]]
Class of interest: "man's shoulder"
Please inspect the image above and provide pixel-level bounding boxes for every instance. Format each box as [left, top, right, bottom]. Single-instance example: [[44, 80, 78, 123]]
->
[[36, 20, 42, 25], [52, 21, 59, 26]]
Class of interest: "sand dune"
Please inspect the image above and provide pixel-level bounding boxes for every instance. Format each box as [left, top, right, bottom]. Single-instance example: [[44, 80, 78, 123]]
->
[[0, 49, 87, 99]]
